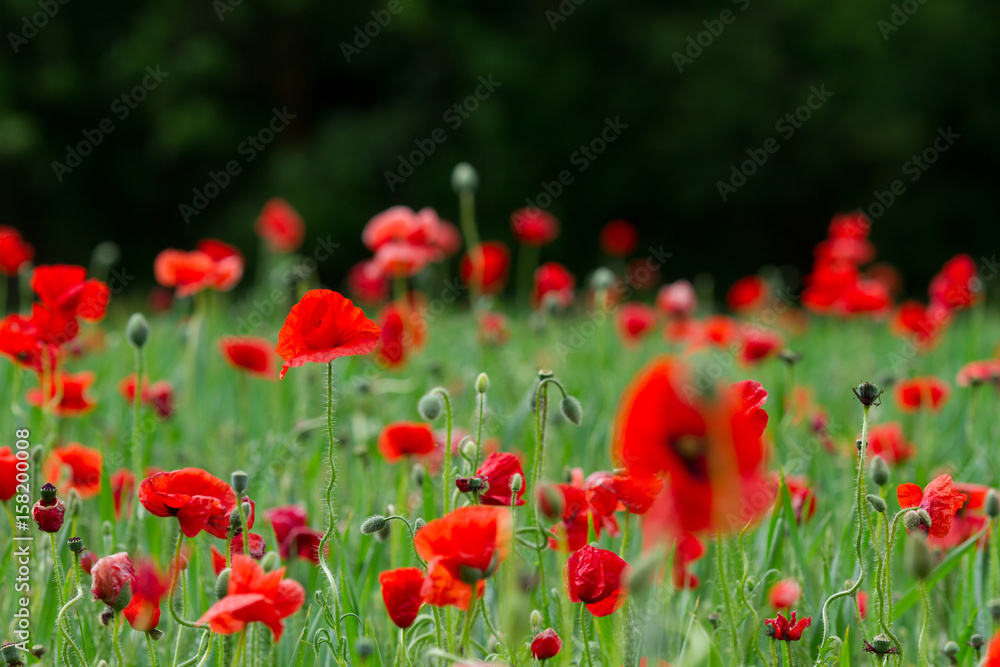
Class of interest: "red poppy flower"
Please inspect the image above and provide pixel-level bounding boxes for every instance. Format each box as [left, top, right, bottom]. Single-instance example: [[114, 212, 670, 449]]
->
[[985, 630, 1000, 666], [0, 309, 62, 372], [957, 359, 1000, 387], [928, 482, 991, 550], [26, 371, 97, 417], [801, 261, 858, 314], [373, 241, 436, 278], [599, 219, 638, 257], [656, 280, 697, 318], [534, 262, 575, 309], [727, 276, 768, 312], [930, 253, 981, 310], [696, 315, 739, 348], [119, 374, 174, 418], [459, 242, 511, 294], [897, 474, 967, 539], [0, 226, 34, 276], [195, 239, 244, 292], [588, 472, 663, 516], [613, 358, 772, 537], [111, 469, 135, 520], [43, 443, 102, 499], [346, 260, 390, 305], [414, 506, 512, 610], [477, 312, 509, 346], [379, 567, 426, 629], [511, 208, 559, 246], [617, 303, 657, 344], [80, 550, 98, 574], [864, 423, 914, 465], [890, 301, 950, 350], [566, 544, 629, 617], [469, 452, 526, 507], [196, 554, 305, 641], [0, 447, 18, 501], [768, 579, 802, 609], [91, 552, 135, 611], [378, 422, 436, 463], [154, 249, 217, 297], [124, 559, 169, 631], [139, 468, 237, 538], [264, 505, 322, 563], [738, 328, 784, 363], [856, 590, 868, 619], [275, 289, 380, 379], [433, 218, 463, 258], [255, 198, 305, 254], [219, 336, 276, 379], [544, 470, 621, 551], [531, 628, 562, 660], [765, 611, 811, 641], [838, 279, 891, 315], [231, 532, 267, 560], [363, 206, 444, 252], [894, 376, 950, 412], [671, 533, 705, 589], [784, 476, 817, 523], [31, 265, 110, 322]]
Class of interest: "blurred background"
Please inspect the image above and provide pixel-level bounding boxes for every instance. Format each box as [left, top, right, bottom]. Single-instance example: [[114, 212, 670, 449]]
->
[[1, 0, 997, 296]]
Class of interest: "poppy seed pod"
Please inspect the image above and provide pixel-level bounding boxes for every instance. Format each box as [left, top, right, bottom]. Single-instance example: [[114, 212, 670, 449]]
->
[[215, 568, 231, 599], [417, 393, 443, 421], [147, 628, 164, 641], [560, 396, 583, 426], [942, 641, 959, 663], [904, 535, 933, 580], [866, 494, 887, 513], [476, 372, 490, 394], [853, 381, 883, 407], [126, 313, 150, 348], [986, 490, 1000, 518], [970, 634, 986, 649], [231, 471, 249, 495], [870, 455, 890, 487], [451, 162, 479, 193], [32, 484, 66, 533], [68, 537, 84, 554], [361, 515, 389, 535], [2, 643, 22, 667], [870, 635, 892, 655]]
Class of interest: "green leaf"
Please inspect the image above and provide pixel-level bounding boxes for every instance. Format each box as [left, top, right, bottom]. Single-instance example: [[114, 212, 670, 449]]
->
[[892, 530, 985, 620]]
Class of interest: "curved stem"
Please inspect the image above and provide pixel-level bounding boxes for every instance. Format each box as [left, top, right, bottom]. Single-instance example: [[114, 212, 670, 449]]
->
[[56, 552, 88, 666], [169, 529, 204, 630], [317, 361, 343, 638]]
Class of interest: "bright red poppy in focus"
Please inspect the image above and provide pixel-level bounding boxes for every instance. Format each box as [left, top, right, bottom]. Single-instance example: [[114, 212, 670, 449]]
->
[[139, 468, 238, 538], [534, 262, 575, 309], [726, 276, 768, 312], [566, 544, 629, 617], [894, 376, 950, 412], [530, 628, 562, 660], [459, 241, 511, 294], [196, 555, 305, 641], [0, 226, 34, 276], [461, 452, 526, 507], [43, 443, 102, 499], [27, 371, 97, 417], [379, 567, 425, 629], [599, 219, 638, 257], [897, 474, 967, 539], [511, 208, 559, 246], [928, 482, 991, 550], [378, 422, 436, 462], [219, 336, 276, 379], [255, 198, 305, 254], [275, 289, 380, 379], [765, 611, 811, 641]]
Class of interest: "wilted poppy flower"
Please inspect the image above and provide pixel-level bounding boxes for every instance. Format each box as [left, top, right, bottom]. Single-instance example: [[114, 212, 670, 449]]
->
[[219, 336, 276, 379], [890, 301, 950, 350], [566, 545, 629, 617], [124, 559, 169, 632], [44, 443, 102, 499], [671, 533, 705, 589], [275, 289, 380, 379], [414, 506, 512, 610], [784, 476, 817, 523], [727, 276, 768, 312], [656, 280, 697, 318], [27, 371, 97, 417], [255, 198, 305, 254], [930, 254, 981, 310], [32, 483, 66, 532], [379, 567, 425, 629], [154, 249, 217, 297], [768, 579, 802, 609], [378, 422, 436, 463], [894, 376, 950, 412], [139, 468, 237, 538], [346, 260, 390, 305], [897, 474, 967, 539], [929, 483, 991, 550], [0, 226, 34, 276], [264, 505, 322, 563], [765, 611, 811, 641], [91, 552, 135, 611], [534, 262, 575, 309], [738, 328, 784, 363], [31, 265, 110, 322], [616, 303, 657, 344], [363, 206, 444, 252], [477, 312, 509, 346], [196, 554, 305, 641], [864, 423, 914, 465], [511, 208, 559, 246], [599, 219, 638, 257], [957, 359, 1000, 387], [531, 628, 562, 660], [459, 241, 511, 295], [470, 452, 526, 507]]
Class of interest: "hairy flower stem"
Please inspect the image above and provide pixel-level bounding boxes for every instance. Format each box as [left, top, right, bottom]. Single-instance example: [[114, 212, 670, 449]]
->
[[48, 533, 73, 664], [56, 551, 88, 666], [737, 522, 769, 667], [474, 389, 485, 472], [127, 343, 145, 549], [458, 189, 482, 299], [579, 604, 595, 667], [460, 589, 481, 656], [433, 388, 453, 515], [113, 612, 125, 666], [170, 529, 205, 630], [715, 535, 741, 663], [991, 515, 1000, 600], [147, 632, 161, 667], [918, 582, 931, 666], [317, 361, 343, 639]]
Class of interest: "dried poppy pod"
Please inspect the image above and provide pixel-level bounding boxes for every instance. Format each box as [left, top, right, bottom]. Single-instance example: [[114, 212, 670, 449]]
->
[[852, 381, 883, 407]]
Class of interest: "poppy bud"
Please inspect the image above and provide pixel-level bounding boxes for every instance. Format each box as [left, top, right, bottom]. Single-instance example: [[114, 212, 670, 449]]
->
[[509, 473, 523, 494], [459, 564, 485, 584], [451, 162, 479, 193], [537, 485, 564, 521], [530, 628, 562, 660], [904, 535, 932, 580], [942, 640, 959, 663], [559, 396, 583, 426], [530, 609, 542, 631], [591, 267, 616, 291], [986, 489, 1000, 519], [2, 643, 22, 667], [126, 313, 150, 349], [869, 455, 889, 487], [916, 508, 932, 530], [356, 637, 375, 659], [231, 470, 249, 495], [148, 628, 164, 641], [230, 510, 244, 531], [215, 568, 231, 599], [33, 484, 66, 533], [91, 552, 135, 611], [417, 393, 443, 421], [853, 381, 882, 407], [92, 240, 121, 267], [989, 599, 1000, 621], [361, 515, 389, 535], [461, 438, 477, 460], [778, 350, 803, 365], [866, 495, 886, 513], [411, 463, 425, 487], [260, 552, 280, 573], [68, 537, 84, 554], [970, 634, 986, 649], [903, 510, 922, 533], [476, 372, 490, 394], [413, 518, 426, 531]]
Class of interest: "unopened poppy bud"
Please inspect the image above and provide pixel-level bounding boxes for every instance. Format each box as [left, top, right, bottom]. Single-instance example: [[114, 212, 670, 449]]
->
[[451, 162, 479, 193], [853, 381, 882, 407], [126, 313, 150, 348], [475, 372, 490, 394], [942, 640, 959, 662], [989, 599, 1000, 621], [260, 552, 280, 573], [509, 473, 523, 494], [413, 518, 426, 531], [866, 495, 886, 513], [903, 510, 922, 533], [460, 438, 477, 460], [459, 564, 485, 584], [904, 535, 932, 580], [778, 350, 802, 365], [231, 471, 249, 495], [970, 633, 986, 649], [856, 439, 864, 452], [148, 628, 164, 641], [411, 463, 425, 487], [986, 490, 1000, 518], [530, 628, 563, 660], [216, 568, 231, 599], [417, 393, 443, 421], [591, 267, 616, 291], [745, 576, 758, 590], [870, 455, 889, 487], [356, 637, 375, 659], [230, 511, 243, 531], [96, 661, 109, 667], [2, 643, 22, 666], [530, 609, 542, 630], [537, 485, 564, 521], [361, 515, 389, 535], [916, 508, 932, 530], [560, 396, 583, 426], [68, 537, 84, 554]]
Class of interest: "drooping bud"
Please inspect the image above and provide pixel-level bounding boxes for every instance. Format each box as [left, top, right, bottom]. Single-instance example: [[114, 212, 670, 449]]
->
[[126, 313, 150, 349], [148, 628, 164, 641], [866, 495, 887, 513], [476, 372, 490, 394], [869, 455, 889, 487], [215, 568, 231, 599], [903, 510, 922, 533], [460, 437, 477, 460], [904, 535, 932, 580], [916, 508, 932, 531], [360, 515, 389, 535], [986, 489, 1000, 518], [260, 552, 281, 573], [231, 471, 249, 495], [451, 162, 479, 193], [417, 393, 443, 421], [778, 350, 803, 365], [559, 396, 583, 426], [413, 518, 426, 531], [988, 599, 1000, 621], [230, 510, 243, 531], [970, 634, 986, 649]]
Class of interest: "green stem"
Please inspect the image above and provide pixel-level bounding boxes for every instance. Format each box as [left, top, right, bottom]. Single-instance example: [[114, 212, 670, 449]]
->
[[460, 588, 481, 656], [620, 512, 630, 558], [716, 535, 741, 662], [317, 361, 343, 639], [113, 612, 125, 667], [579, 604, 594, 667], [399, 627, 409, 667], [458, 189, 482, 299], [433, 388, 453, 515], [918, 582, 931, 666], [169, 529, 204, 630], [474, 389, 485, 472], [147, 632, 161, 667], [56, 552, 88, 666]]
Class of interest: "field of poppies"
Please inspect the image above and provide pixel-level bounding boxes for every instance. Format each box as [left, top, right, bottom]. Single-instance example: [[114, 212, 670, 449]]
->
[[2, 169, 1000, 667]]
